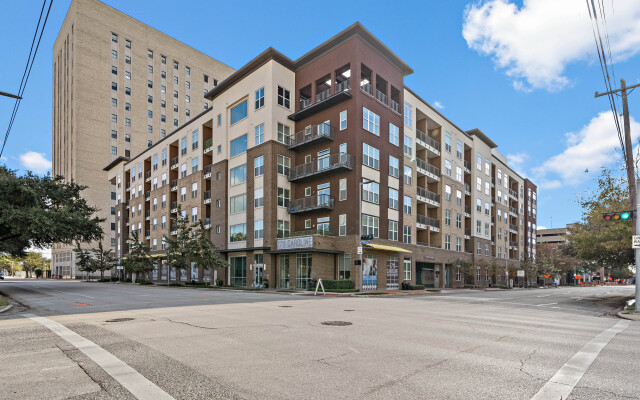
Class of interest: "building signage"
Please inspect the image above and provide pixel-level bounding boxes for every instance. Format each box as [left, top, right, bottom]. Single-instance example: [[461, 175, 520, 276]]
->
[[517, 269, 525, 277], [633, 235, 640, 249], [277, 236, 313, 250]]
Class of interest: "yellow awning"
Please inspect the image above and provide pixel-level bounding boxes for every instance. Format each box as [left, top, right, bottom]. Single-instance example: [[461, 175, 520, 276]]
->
[[364, 244, 412, 253]]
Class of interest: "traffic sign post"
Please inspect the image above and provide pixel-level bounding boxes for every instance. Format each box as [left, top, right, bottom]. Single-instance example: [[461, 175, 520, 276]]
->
[[357, 246, 362, 255], [633, 235, 640, 249]]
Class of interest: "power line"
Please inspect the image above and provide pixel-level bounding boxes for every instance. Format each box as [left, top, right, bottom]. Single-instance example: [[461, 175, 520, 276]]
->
[[0, 0, 53, 158]]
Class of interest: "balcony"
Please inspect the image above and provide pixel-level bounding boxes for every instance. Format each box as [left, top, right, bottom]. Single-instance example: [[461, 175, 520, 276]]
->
[[203, 217, 211, 229], [204, 190, 211, 205], [336, 79, 350, 93], [145, 191, 150, 201], [288, 153, 353, 182], [464, 160, 471, 174], [171, 202, 178, 213], [204, 138, 213, 153], [170, 225, 177, 236], [204, 164, 212, 179], [288, 81, 352, 122], [145, 171, 151, 182], [416, 158, 440, 182], [416, 187, 440, 207], [417, 214, 440, 232], [509, 241, 518, 250], [509, 224, 518, 234], [170, 156, 179, 170], [465, 205, 471, 217], [145, 230, 150, 240], [464, 228, 471, 239], [415, 129, 441, 157], [145, 210, 150, 220], [375, 89, 387, 105], [509, 189, 518, 200], [509, 206, 518, 217], [464, 183, 471, 196], [170, 179, 178, 191], [361, 82, 372, 96], [390, 99, 400, 114], [288, 195, 334, 215], [287, 123, 335, 151], [125, 182, 131, 191]]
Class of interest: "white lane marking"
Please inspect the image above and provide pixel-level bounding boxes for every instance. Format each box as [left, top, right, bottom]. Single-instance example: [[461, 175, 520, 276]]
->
[[51, 289, 94, 299], [23, 313, 174, 400], [536, 302, 558, 307], [531, 320, 630, 400], [536, 295, 550, 298]]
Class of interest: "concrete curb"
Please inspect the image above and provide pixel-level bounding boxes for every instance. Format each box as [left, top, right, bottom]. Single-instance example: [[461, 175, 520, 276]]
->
[[0, 303, 13, 313], [617, 311, 640, 321]]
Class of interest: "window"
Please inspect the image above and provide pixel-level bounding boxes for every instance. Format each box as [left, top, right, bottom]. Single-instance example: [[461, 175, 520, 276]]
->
[[389, 123, 399, 146], [191, 207, 198, 223], [111, 146, 117, 155], [111, 114, 117, 123], [456, 190, 462, 205], [254, 123, 264, 145], [230, 224, 247, 242], [161, 150, 167, 166], [485, 158, 490, 176], [229, 164, 247, 186], [389, 188, 399, 209], [476, 198, 482, 212], [388, 156, 399, 178], [445, 234, 451, 250], [230, 134, 247, 157], [230, 194, 246, 214], [173, 61, 178, 70], [477, 177, 482, 191], [254, 155, 264, 176], [362, 143, 379, 169], [404, 102, 413, 127], [498, 227, 502, 240], [173, 104, 178, 112], [339, 214, 347, 236], [112, 66, 118, 75], [456, 166, 462, 182], [445, 160, 452, 177], [111, 82, 117, 90], [254, 187, 264, 208], [362, 107, 380, 135], [340, 110, 347, 130], [485, 202, 490, 216], [204, 74, 209, 83], [403, 196, 412, 215], [125, 87, 131, 95], [255, 87, 264, 109], [111, 130, 117, 139], [362, 181, 379, 204], [404, 135, 413, 156], [217, 114, 221, 126], [362, 215, 379, 238], [403, 226, 412, 244], [456, 140, 463, 159], [277, 155, 290, 176], [124, 118, 131, 127], [254, 220, 264, 239], [476, 220, 482, 234], [185, 95, 190, 103], [339, 178, 347, 200], [277, 86, 290, 108], [404, 166, 412, 185], [445, 185, 451, 201], [477, 152, 482, 171], [485, 222, 490, 236], [112, 50, 117, 59], [305, 219, 312, 229], [485, 182, 490, 196], [445, 210, 451, 226], [277, 123, 290, 144], [445, 132, 452, 152], [181, 187, 187, 201], [277, 187, 290, 207], [477, 242, 482, 256], [277, 220, 290, 238], [173, 90, 178, 98], [456, 212, 463, 229], [317, 217, 330, 232]]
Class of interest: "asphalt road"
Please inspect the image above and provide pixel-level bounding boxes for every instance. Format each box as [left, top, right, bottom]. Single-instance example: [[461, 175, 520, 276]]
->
[[0, 279, 637, 400]]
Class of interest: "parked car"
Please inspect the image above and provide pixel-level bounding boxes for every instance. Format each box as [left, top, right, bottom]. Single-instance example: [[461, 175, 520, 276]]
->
[[0, 273, 4, 280]]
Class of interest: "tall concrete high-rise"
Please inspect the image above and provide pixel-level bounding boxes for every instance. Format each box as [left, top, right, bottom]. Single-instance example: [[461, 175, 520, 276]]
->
[[51, 0, 235, 277]]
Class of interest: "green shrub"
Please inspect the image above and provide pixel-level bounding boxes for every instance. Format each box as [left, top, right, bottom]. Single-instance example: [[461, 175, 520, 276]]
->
[[410, 284, 425, 290], [98, 278, 111, 282], [313, 280, 354, 290], [136, 279, 153, 285], [169, 283, 183, 287], [306, 288, 359, 293]]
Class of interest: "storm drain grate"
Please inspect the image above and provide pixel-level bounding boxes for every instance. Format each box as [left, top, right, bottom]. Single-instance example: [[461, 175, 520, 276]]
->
[[105, 318, 134, 323], [278, 305, 293, 308], [321, 321, 352, 326], [344, 310, 355, 312]]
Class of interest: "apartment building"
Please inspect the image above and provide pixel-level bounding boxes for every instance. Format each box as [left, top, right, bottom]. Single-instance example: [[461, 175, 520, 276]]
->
[[105, 22, 535, 290], [51, 0, 234, 278], [524, 179, 538, 258]]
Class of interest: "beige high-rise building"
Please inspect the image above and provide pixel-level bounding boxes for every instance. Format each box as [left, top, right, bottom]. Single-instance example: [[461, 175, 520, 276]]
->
[[51, 0, 234, 278]]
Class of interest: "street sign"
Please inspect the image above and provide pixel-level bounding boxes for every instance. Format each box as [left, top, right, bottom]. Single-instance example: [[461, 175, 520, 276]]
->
[[543, 274, 550, 279], [357, 246, 362, 255], [633, 235, 640, 248], [116, 266, 124, 270], [361, 241, 371, 245], [517, 270, 524, 277]]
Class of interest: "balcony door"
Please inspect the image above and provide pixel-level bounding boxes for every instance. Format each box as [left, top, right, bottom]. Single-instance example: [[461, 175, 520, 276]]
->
[[318, 149, 330, 171], [317, 182, 330, 207]]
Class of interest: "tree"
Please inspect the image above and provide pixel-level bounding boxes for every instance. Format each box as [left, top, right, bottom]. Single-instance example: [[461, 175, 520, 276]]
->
[[21, 252, 50, 279], [519, 254, 538, 287], [0, 254, 22, 276], [164, 205, 194, 283], [74, 242, 95, 280], [453, 259, 474, 286], [569, 168, 633, 270], [191, 219, 227, 282], [123, 231, 153, 282], [90, 242, 115, 280], [0, 166, 104, 256]]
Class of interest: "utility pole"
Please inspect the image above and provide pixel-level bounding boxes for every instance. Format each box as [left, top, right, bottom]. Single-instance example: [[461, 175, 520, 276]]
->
[[595, 79, 640, 309]]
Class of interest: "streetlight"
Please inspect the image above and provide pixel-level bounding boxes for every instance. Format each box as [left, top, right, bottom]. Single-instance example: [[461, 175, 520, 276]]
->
[[505, 233, 509, 287], [0, 91, 22, 100], [358, 178, 374, 291]]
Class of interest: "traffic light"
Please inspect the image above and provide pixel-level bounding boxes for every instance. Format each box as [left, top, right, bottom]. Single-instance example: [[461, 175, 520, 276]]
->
[[361, 234, 374, 240], [602, 211, 633, 221]]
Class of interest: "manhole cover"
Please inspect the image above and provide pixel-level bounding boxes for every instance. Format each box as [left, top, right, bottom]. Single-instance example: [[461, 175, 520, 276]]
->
[[344, 309, 355, 312], [278, 305, 292, 308], [105, 318, 134, 322], [321, 321, 352, 326]]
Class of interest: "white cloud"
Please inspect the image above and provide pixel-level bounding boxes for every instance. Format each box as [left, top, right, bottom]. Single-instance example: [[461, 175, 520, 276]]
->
[[19, 151, 51, 174], [462, 0, 640, 91], [531, 111, 640, 187], [433, 101, 444, 109], [507, 152, 529, 177], [537, 226, 548, 230]]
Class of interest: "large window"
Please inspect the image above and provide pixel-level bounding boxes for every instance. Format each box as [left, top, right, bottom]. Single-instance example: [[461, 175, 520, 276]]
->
[[403, 226, 412, 244], [404, 135, 413, 156], [277, 86, 290, 109], [339, 178, 347, 201], [296, 253, 312, 289], [277, 123, 290, 144], [362, 143, 379, 169], [404, 166, 412, 185], [388, 220, 398, 241], [229, 164, 247, 186], [254, 155, 264, 176], [230, 134, 247, 157], [389, 188, 399, 209], [362, 214, 379, 238], [340, 110, 347, 130], [403, 196, 412, 215], [254, 220, 264, 239], [277, 220, 290, 238], [339, 214, 347, 236], [389, 123, 399, 146], [404, 102, 413, 127], [277, 187, 290, 207], [230, 100, 248, 125], [230, 257, 246, 286], [338, 254, 351, 280], [277, 155, 290, 176], [389, 156, 399, 177], [363, 107, 380, 135], [255, 87, 264, 109], [254, 123, 264, 145], [363, 181, 379, 204], [229, 194, 246, 214], [254, 187, 264, 208], [230, 224, 247, 242], [403, 259, 411, 280]]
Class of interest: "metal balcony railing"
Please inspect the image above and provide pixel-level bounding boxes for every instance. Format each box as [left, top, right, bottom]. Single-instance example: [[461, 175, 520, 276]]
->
[[510, 241, 518, 248], [465, 228, 471, 236], [335, 78, 350, 93], [145, 210, 150, 218], [509, 189, 518, 198], [376, 89, 387, 104], [417, 214, 440, 229], [390, 99, 400, 113], [125, 182, 131, 190], [145, 191, 150, 200], [171, 201, 177, 210], [204, 190, 211, 201], [288, 153, 353, 182], [170, 156, 179, 168], [170, 179, 177, 189], [465, 205, 471, 214], [361, 81, 372, 95], [417, 186, 440, 203], [287, 123, 335, 150], [464, 183, 471, 193], [203, 217, 211, 226], [300, 97, 312, 110], [416, 157, 440, 177], [416, 129, 441, 152], [288, 195, 335, 214], [509, 206, 518, 215], [204, 138, 213, 150], [203, 164, 212, 176], [315, 88, 331, 103], [510, 224, 519, 232], [464, 160, 471, 171], [145, 171, 151, 180]]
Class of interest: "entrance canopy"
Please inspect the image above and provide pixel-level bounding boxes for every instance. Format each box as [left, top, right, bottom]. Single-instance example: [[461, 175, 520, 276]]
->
[[364, 244, 411, 253]]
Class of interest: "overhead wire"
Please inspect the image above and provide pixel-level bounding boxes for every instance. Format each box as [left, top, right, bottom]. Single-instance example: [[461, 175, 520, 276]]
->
[[0, 0, 53, 158]]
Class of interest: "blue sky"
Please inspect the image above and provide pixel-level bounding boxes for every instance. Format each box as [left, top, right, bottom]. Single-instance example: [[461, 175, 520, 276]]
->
[[1, 0, 639, 230]]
